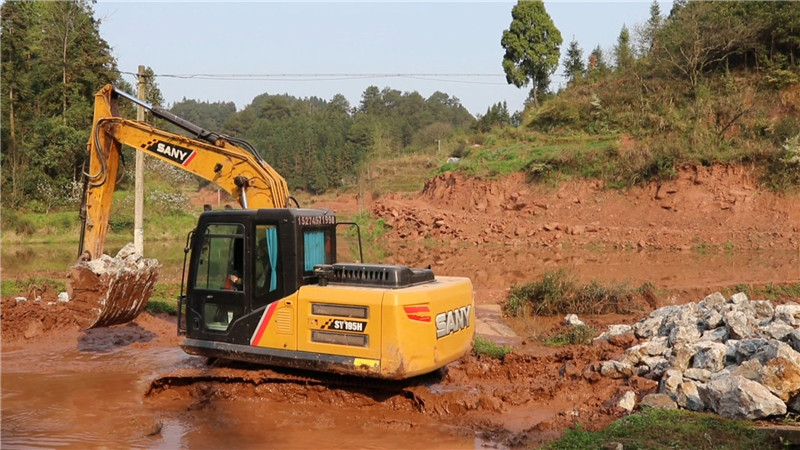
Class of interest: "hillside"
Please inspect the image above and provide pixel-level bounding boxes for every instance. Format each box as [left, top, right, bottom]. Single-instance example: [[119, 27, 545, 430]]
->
[[310, 163, 799, 301]]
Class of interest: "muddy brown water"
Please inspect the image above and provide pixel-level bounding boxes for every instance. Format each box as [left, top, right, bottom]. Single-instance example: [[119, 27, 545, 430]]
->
[[4, 241, 798, 290], [2, 241, 798, 448], [1, 323, 477, 449]]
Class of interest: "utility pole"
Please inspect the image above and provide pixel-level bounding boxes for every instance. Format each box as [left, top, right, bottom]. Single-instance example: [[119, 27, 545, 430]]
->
[[134, 65, 145, 254]]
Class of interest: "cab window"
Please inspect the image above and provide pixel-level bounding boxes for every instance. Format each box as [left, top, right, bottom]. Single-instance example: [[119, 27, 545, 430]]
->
[[253, 224, 280, 310], [303, 229, 333, 273], [194, 224, 244, 291]]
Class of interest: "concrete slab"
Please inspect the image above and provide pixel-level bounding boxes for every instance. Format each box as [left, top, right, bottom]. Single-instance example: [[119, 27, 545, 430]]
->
[[475, 304, 520, 344]]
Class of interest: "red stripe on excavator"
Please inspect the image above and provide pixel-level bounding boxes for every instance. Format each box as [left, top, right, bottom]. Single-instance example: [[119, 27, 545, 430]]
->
[[407, 314, 431, 322], [183, 151, 197, 166], [250, 302, 278, 346], [404, 305, 431, 322]]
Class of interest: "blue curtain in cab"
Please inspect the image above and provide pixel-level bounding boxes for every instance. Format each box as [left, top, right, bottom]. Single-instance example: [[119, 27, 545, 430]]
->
[[304, 231, 325, 271], [265, 227, 278, 292]]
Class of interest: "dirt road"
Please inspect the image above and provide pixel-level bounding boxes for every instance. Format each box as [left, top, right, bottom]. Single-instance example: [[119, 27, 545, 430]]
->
[[2, 164, 798, 448]]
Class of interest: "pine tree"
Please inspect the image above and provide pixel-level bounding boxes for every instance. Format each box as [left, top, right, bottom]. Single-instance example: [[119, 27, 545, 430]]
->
[[614, 25, 634, 70], [564, 38, 586, 84], [589, 45, 610, 73], [643, 0, 663, 53]]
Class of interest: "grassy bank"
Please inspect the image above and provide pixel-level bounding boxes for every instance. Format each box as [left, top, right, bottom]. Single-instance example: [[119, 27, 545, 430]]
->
[[503, 269, 655, 318], [0, 206, 199, 245], [545, 408, 785, 449]]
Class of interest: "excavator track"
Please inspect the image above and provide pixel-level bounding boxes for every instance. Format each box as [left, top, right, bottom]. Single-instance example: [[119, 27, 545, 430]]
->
[[144, 360, 486, 418], [145, 359, 445, 401]]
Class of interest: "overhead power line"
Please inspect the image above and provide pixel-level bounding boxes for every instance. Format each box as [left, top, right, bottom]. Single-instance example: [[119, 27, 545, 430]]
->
[[120, 71, 508, 85]]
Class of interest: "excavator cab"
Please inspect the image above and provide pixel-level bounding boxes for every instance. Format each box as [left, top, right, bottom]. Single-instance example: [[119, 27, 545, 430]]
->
[[180, 208, 336, 345]]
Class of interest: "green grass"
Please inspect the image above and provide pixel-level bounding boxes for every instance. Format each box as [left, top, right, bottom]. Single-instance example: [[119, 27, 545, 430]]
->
[[1, 280, 21, 297], [433, 72, 800, 193], [346, 211, 390, 242], [542, 324, 597, 346], [441, 134, 624, 184], [0, 276, 66, 297], [761, 282, 800, 300], [1, 209, 80, 240], [336, 211, 391, 263], [150, 283, 181, 302], [724, 282, 800, 301], [544, 408, 784, 450], [504, 269, 652, 317], [146, 299, 177, 315], [1, 204, 198, 246], [145, 282, 181, 315], [473, 336, 512, 360]]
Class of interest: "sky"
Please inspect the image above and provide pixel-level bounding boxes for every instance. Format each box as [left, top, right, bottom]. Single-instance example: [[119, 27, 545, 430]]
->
[[93, 1, 671, 117]]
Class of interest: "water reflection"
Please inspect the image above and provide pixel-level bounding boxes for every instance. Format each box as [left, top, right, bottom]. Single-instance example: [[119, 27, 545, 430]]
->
[[378, 242, 800, 291], [1, 240, 189, 280], [3, 240, 798, 291]]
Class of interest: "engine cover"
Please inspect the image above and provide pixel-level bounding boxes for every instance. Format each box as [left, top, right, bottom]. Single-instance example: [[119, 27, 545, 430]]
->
[[314, 263, 434, 288]]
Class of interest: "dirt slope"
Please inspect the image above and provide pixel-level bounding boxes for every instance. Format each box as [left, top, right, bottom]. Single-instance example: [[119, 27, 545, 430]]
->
[[368, 164, 799, 252]]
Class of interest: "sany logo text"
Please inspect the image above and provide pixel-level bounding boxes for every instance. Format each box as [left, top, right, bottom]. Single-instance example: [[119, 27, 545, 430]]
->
[[146, 141, 196, 166], [435, 305, 472, 339]]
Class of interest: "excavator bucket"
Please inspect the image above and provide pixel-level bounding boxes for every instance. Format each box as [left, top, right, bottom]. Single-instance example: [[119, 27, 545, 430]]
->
[[66, 243, 160, 329]]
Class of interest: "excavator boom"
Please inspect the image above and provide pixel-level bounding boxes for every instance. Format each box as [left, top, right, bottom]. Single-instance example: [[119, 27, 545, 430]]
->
[[70, 84, 289, 329], [80, 84, 290, 260]]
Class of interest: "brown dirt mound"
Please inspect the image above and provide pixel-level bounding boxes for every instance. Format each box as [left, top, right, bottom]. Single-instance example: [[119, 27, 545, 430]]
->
[[0, 296, 77, 343], [141, 338, 655, 447], [372, 164, 799, 251]]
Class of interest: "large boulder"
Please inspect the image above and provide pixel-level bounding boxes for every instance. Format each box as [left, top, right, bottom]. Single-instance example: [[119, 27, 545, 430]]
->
[[704, 376, 786, 420]]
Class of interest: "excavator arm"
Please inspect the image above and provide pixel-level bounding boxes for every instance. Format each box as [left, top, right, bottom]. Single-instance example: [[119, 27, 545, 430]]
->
[[80, 84, 290, 260], [69, 84, 290, 329]]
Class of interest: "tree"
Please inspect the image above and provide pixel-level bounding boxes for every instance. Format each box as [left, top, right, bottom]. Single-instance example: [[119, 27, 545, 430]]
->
[[587, 45, 611, 80], [613, 25, 635, 71], [1, 0, 120, 208], [501, 0, 563, 109], [0, 1, 37, 204], [473, 102, 511, 133], [563, 38, 585, 85], [642, 0, 663, 54], [669, 0, 689, 19], [653, 1, 759, 91]]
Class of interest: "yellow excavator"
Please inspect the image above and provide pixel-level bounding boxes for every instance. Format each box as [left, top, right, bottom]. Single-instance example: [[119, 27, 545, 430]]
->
[[69, 84, 474, 380]]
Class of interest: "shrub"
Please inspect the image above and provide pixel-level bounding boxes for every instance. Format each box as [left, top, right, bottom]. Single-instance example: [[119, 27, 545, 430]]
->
[[473, 336, 512, 360], [1, 209, 36, 235], [146, 299, 176, 315], [504, 269, 648, 317], [108, 215, 135, 233], [543, 325, 597, 346], [762, 134, 800, 192]]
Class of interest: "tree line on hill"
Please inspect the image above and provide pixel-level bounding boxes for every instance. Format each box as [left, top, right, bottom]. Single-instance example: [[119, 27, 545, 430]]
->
[[0, 0, 478, 210], [501, 0, 799, 189], [2, 0, 798, 214]]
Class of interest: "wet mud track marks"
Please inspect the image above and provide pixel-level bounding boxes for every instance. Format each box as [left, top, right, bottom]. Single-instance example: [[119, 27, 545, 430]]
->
[[140, 342, 650, 448]]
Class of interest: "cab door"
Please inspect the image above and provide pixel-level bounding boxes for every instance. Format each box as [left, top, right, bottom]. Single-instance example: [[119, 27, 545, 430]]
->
[[248, 223, 297, 351], [186, 223, 248, 343]]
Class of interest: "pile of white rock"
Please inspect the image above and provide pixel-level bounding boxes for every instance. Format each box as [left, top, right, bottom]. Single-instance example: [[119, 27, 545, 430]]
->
[[594, 292, 800, 420]]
